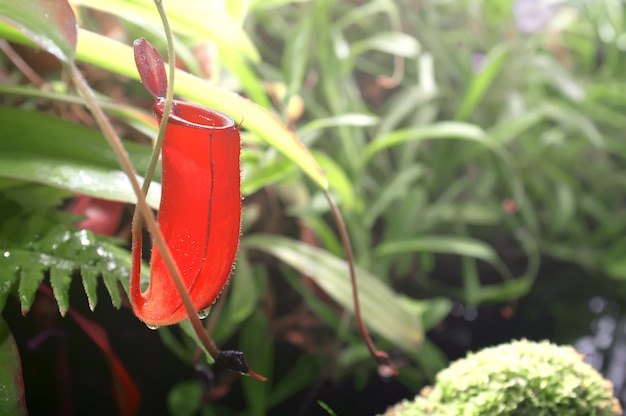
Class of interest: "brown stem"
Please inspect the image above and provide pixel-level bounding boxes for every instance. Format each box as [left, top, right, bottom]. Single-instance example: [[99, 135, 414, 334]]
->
[[323, 190, 397, 376], [377, 53, 405, 89], [0, 39, 47, 87]]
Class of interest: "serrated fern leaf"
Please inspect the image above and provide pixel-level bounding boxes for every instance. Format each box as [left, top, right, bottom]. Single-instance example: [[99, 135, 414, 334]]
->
[[102, 270, 123, 309], [80, 265, 100, 312], [0, 211, 134, 316], [0, 190, 148, 317], [49, 261, 74, 317], [17, 253, 48, 314]]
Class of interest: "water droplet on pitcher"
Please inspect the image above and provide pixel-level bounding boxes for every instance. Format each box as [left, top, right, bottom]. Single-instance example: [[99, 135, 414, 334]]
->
[[146, 324, 159, 330], [198, 308, 211, 319]]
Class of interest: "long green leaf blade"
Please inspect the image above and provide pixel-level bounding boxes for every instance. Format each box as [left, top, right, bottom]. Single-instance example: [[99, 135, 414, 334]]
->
[[73, 0, 259, 62], [0, 108, 161, 207], [0, 154, 160, 209], [455, 43, 509, 121], [243, 235, 424, 351], [363, 122, 492, 163], [374, 235, 500, 264]]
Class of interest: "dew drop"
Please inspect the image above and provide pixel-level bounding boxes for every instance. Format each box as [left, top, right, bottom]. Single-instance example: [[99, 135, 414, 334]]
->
[[146, 324, 159, 330], [198, 308, 211, 319]]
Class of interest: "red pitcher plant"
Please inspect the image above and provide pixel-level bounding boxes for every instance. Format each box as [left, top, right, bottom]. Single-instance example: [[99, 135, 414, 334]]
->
[[129, 38, 265, 380], [130, 38, 241, 327]]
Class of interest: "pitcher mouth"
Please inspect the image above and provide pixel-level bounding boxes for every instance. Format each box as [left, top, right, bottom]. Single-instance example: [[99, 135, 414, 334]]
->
[[153, 99, 236, 130]]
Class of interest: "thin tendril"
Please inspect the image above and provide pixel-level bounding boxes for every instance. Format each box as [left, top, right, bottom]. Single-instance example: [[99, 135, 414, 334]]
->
[[323, 190, 397, 376]]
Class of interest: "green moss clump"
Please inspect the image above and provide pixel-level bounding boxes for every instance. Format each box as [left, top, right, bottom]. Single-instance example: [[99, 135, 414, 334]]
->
[[384, 339, 622, 416]]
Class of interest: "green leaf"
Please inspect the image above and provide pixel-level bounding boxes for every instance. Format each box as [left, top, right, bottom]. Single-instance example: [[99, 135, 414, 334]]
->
[[0, 317, 27, 416], [363, 122, 492, 163], [282, 14, 313, 101], [297, 113, 379, 137], [49, 261, 74, 316], [243, 235, 424, 351], [220, 49, 271, 109], [605, 256, 626, 280], [488, 104, 548, 144], [177, 320, 214, 365], [167, 380, 204, 416], [240, 313, 273, 416], [398, 296, 451, 331], [0, 212, 134, 314], [374, 235, 513, 280], [455, 43, 510, 121], [223, 251, 258, 326], [102, 270, 122, 309], [281, 270, 346, 338], [312, 151, 357, 212], [17, 255, 47, 314], [0, 154, 160, 209], [73, 0, 259, 62], [543, 101, 605, 148], [352, 32, 421, 58], [241, 158, 296, 196], [0, 83, 158, 139], [80, 265, 100, 311], [0, 107, 155, 171], [157, 327, 193, 365], [460, 257, 482, 306], [375, 236, 496, 262], [251, 0, 311, 10], [0, 0, 77, 63], [0, 254, 19, 313], [0, 108, 160, 208], [268, 355, 322, 407], [363, 122, 525, 205], [318, 401, 339, 416], [364, 164, 425, 226]]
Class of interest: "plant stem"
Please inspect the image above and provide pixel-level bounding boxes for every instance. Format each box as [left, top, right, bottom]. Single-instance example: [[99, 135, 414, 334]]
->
[[141, 0, 176, 194], [129, 0, 177, 262], [147, 0, 224, 360], [324, 190, 397, 376]]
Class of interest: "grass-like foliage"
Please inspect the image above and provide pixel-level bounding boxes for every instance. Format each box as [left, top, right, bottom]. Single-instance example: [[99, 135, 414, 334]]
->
[[384, 339, 623, 416]]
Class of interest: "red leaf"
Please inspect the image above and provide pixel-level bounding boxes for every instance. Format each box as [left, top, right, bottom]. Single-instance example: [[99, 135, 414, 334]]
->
[[39, 285, 141, 416], [68, 310, 141, 416], [133, 38, 167, 99], [68, 195, 124, 236]]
